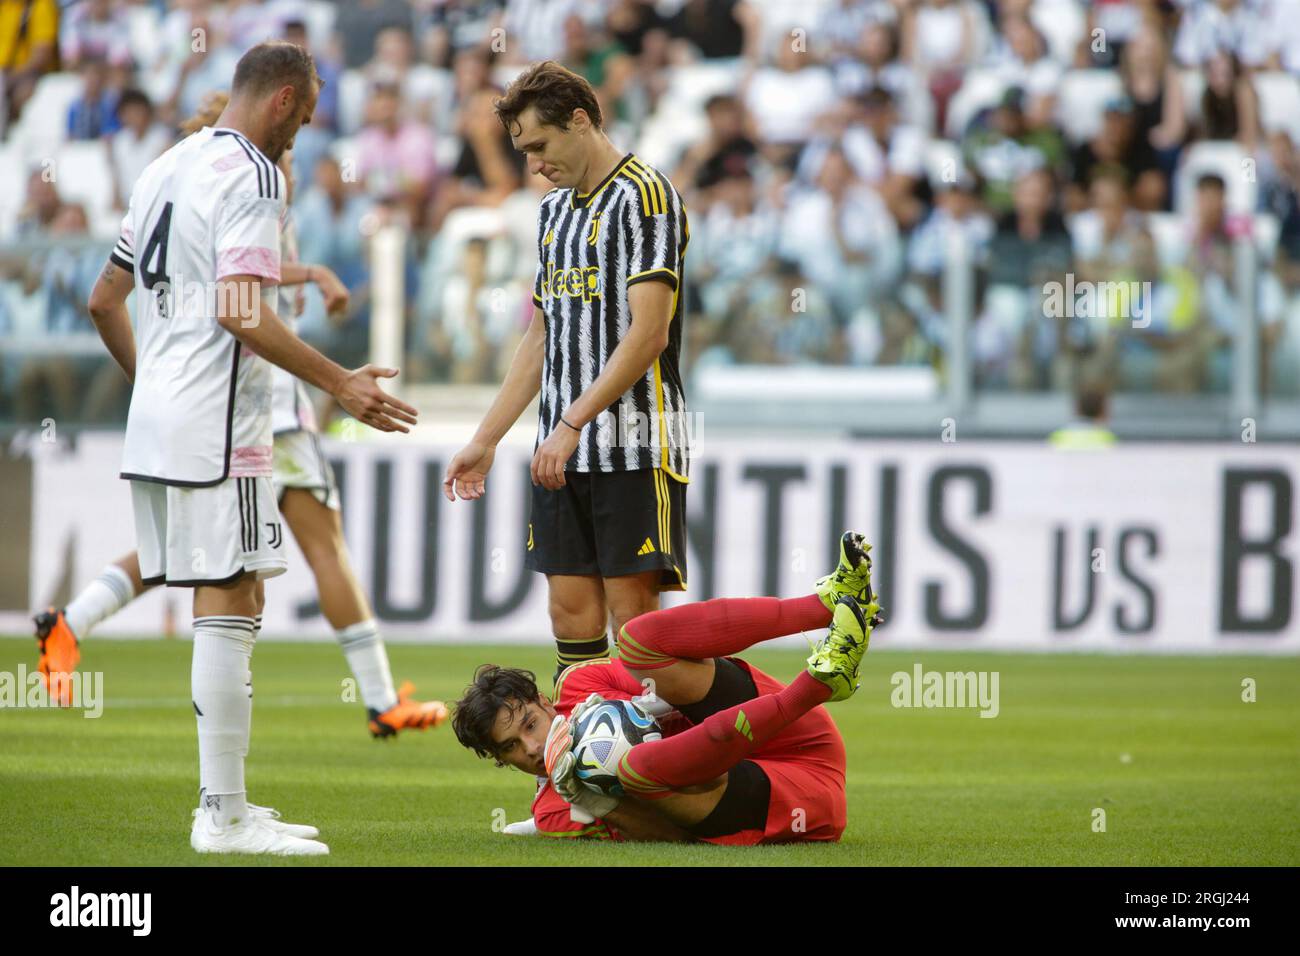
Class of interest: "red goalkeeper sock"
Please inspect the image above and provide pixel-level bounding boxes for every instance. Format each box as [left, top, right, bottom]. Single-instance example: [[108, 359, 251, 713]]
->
[[618, 595, 830, 670], [616, 672, 831, 793]]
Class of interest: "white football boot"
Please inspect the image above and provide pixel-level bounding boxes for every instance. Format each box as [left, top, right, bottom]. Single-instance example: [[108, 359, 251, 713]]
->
[[503, 817, 540, 836], [191, 808, 330, 856], [247, 802, 320, 839]]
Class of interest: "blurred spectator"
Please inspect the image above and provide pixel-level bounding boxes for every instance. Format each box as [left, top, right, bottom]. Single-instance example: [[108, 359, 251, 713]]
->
[[1076, 0, 1145, 69], [666, 0, 760, 62], [734, 257, 840, 364], [831, 19, 914, 106], [799, 87, 927, 229], [560, 14, 634, 126], [161, 6, 242, 127], [427, 237, 528, 383], [779, 146, 902, 321], [415, 0, 501, 66], [691, 168, 780, 318], [818, 0, 896, 62], [963, 87, 1068, 216], [67, 56, 121, 141], [294, 155, 377, 364], [1260, 130, 1300, 284], [428, 77, 526, 231], [1067, 96, 1164, 213], [336, 0, 414, 69], [355, 82, 440, 221], [743, 39, 837, 157], [364, 26, 445, 124], [284, 17, 339, 131], [990, 14, 1061, 130], [980, 166, 1073, 388], [1048, 382, 1117, 448], [901, 0, 981, 134], [500, 0, 587, 63], [0, 0, 60, 123], [14, 169, 62, 237], [675, 93, 758, 202], [60, 0, 132, 70], [1067, 171, 1158, 389], [1173, 0, 1273, 69], [1119, 26, 1187, 191], [106, 89, 170, 211], [1195, 49, 1261, 153]]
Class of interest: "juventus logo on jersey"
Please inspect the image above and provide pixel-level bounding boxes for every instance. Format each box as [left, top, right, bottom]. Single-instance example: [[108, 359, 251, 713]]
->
[[265, 522, 282, 549], [585, 213, 602, 246]]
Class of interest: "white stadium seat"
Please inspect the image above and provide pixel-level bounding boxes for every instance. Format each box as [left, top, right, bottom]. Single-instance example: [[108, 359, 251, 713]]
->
[[944, 68, 1010, 139], [1031, 0, 1086, 66], [53, 141, 116, 237], [1252, 71, 1300, 142], [9, 73, 83, 158], [1054, 69, 1124, 144], [1175, 141, 1256, 216]]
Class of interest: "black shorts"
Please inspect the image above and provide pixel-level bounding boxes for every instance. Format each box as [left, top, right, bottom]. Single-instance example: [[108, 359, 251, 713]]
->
[[524, 468, 687, 590]]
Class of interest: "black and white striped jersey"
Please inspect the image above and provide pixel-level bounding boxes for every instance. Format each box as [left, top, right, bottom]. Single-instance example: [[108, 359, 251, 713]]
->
[[531, 152, 691, 481]]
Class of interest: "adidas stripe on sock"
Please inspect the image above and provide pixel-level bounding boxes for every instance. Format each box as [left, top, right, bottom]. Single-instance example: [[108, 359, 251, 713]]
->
[[64, 564, 138, 639], [337, 620, 398, 712]]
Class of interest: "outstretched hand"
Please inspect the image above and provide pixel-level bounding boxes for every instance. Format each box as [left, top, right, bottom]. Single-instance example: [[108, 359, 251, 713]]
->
[[335, 366, 418, 433]]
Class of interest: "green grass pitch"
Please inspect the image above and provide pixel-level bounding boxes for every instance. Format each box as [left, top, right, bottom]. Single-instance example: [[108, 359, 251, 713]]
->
[[1, 636, 1297, 866]]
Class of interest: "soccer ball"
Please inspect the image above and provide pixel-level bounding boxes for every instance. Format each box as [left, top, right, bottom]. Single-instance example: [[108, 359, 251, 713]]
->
[[570, 699, 662, 797]]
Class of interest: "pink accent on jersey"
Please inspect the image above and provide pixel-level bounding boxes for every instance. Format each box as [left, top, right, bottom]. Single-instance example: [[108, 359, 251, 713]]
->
[[229, 444, 273, 476], [212, 151, 251, 173], [217, 247, 281, 282]]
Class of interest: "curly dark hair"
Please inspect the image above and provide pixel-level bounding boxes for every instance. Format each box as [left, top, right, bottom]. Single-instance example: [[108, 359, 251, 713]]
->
[[452, 664, 543, 763], [493, 59, 602, 136]]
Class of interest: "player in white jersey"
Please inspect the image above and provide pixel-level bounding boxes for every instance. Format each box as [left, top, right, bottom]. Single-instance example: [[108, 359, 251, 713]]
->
[[81, 42, 418, 856], [37, 95, 447, 741]]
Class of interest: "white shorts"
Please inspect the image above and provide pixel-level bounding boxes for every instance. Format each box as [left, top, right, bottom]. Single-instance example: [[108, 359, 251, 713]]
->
[[131, 477, 288, 586], [272, 429, 340, 511]]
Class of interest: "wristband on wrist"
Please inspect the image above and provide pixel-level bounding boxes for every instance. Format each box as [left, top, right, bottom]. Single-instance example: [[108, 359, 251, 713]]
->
[[560, 416, 581, 432]]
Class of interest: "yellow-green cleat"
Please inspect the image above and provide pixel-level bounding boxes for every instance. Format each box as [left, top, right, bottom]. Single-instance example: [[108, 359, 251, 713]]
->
[[815, 532, 882, 624], [806, 594, 880, 702]]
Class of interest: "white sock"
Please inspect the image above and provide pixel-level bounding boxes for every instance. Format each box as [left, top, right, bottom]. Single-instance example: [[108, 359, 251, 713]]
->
[[192, 616, 255, 827], [337, 620, 398, 712], [64, 564, 137, 639]]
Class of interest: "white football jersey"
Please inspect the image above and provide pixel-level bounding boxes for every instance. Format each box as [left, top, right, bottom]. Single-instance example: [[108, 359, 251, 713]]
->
[[270, 210, 317, 435], [114, 126, 285, 485]]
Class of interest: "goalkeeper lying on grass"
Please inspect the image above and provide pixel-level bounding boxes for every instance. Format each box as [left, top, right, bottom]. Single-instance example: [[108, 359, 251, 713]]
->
[[452, 533, 883, 843]]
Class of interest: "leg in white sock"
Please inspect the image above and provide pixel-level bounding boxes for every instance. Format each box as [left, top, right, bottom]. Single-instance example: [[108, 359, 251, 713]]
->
[[192, 616, 255, 827], [337, 620, 398, 713], [64, 561, 139, 639]]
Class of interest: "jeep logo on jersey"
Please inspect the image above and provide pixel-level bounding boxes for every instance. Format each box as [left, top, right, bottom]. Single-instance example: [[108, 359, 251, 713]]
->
[[542, 262, 602, 302]]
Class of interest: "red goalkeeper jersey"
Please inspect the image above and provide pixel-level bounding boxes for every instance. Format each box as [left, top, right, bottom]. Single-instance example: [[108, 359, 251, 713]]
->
[[532, 657, 846, 844]]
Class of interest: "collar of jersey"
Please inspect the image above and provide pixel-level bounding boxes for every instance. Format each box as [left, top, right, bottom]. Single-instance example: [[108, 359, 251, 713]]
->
[[211, 126, 273, 164], [569, 152, 635, 209]]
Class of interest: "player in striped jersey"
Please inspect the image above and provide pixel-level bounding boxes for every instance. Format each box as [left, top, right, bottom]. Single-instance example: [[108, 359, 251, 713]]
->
[[38, 96, 447, 741], [444, 61, 691, 680], [83, 42, 417, 855]]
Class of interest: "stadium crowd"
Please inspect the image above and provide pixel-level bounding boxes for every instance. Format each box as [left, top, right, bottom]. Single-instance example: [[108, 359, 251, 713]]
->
[[1, 0, 1299, 425]]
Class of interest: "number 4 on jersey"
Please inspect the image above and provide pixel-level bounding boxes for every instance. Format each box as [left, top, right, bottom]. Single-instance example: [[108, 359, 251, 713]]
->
[[139, 201, 174, 318]]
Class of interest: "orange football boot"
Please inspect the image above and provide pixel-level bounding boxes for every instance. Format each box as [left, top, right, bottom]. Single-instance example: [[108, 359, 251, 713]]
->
[[34, 608, 80, 707], [367, 680, 449, 739]]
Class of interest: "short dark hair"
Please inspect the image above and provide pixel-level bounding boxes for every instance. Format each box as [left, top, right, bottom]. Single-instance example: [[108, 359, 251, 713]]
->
[[231, 40, 320, 101], [494, 59, 601, 136], [1076, 382, 1109, 420], [116, 88, 152, 118], [452, 665, 542, 762], [1197, 172, 1227, 193]]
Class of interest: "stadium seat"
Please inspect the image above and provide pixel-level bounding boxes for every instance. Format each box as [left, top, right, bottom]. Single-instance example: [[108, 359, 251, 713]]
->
[[303, 0, 339, 49], [1145, 212, 1187, 270], [0, 142, 28, 241], [337, 69, 370, 137], [1253, 71, 1300, 141], [944, 68, 1010, 139], [1174, 141, 1256, 216], [53, 141, 117, 238], [1030, 0, 1086, 66], [8, 72, 83, 159], [1054, 70, 1124, 144], [126, 3, 163, 72]]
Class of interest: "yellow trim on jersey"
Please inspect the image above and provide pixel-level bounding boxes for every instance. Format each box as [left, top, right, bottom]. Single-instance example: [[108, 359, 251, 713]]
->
[[538, 823, 612, 839], [553, 657, 617, 702], [626, 158, 666, 215], [571, 155, 636, 209], [627, 266, 678, 287], [620, 161, 653, 216]]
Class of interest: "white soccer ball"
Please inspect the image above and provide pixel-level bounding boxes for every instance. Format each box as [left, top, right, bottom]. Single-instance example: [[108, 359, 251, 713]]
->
[[570, 699, 662, 797]]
